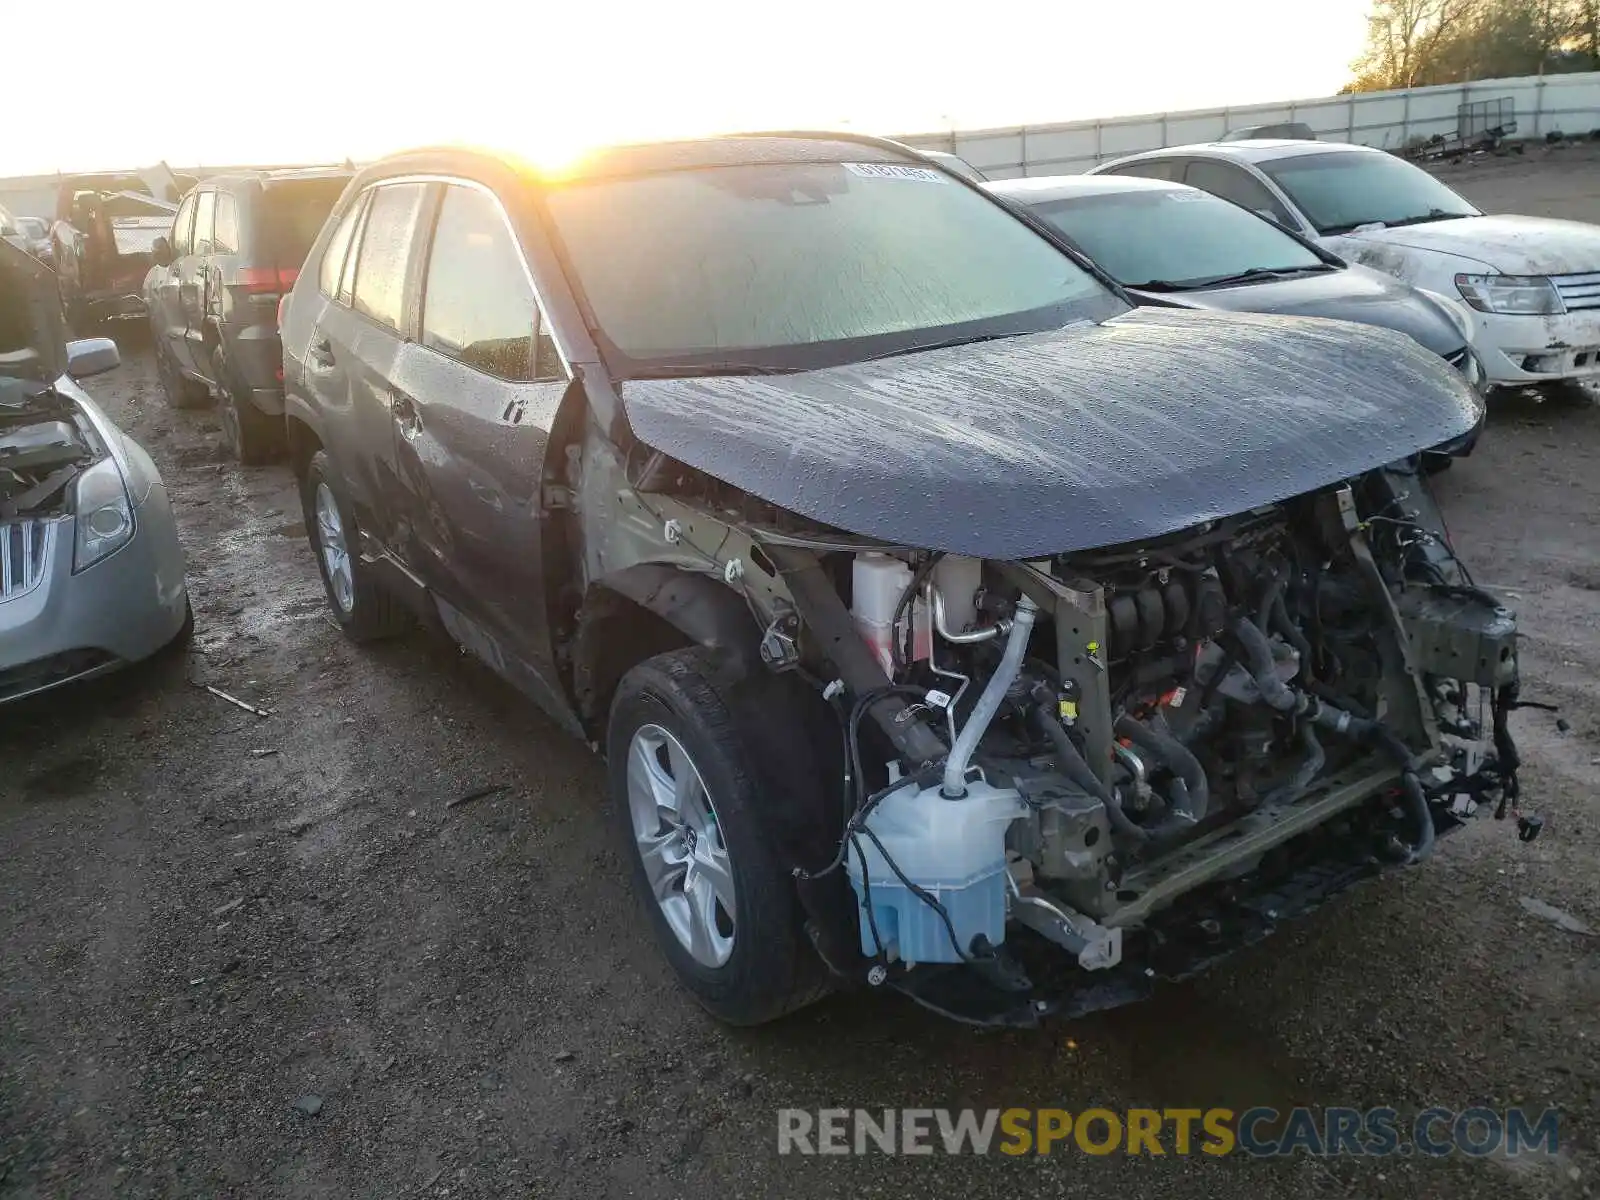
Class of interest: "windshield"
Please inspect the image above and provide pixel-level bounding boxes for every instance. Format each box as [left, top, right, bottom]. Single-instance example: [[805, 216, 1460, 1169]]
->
[[543, 160, 1122, 373], [1019, 187, 1325, 287], [1260, 152, 1479, 235], [263, 178, 350, 268]]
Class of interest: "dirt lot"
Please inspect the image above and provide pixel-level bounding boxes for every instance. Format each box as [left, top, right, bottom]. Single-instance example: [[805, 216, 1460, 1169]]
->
[[3, 148, 1598, 1200]]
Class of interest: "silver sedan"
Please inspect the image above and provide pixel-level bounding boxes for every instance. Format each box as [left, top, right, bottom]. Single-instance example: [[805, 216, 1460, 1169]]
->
[[2, 239, 190, 703]]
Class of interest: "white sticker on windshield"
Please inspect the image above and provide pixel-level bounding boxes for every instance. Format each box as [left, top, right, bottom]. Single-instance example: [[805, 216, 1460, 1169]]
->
[[844, 162, 947, 183]]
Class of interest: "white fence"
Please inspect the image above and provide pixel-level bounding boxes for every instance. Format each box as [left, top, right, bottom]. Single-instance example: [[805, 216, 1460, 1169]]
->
[[901, 71, 1600, 179]]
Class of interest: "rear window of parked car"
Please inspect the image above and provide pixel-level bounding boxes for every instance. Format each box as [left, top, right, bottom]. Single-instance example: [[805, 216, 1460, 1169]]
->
[[421, 185, 561, 381], [350, 183, 427, 330], [265, 178, 350, 270]]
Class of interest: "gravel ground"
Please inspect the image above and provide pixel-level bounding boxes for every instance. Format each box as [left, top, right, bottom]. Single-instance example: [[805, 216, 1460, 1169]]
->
[[2, 150, 1597, 1200]]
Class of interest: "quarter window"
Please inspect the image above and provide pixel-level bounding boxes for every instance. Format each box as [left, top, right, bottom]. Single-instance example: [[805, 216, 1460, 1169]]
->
[[318, 196, 364, 299], [422, 185, 559, 381], [1183, 161, 1295, 227], [213, 195, 240, 255], [170, 195, 196, 256], [192, 192, 216, 255], [350, 183, 427, 331]]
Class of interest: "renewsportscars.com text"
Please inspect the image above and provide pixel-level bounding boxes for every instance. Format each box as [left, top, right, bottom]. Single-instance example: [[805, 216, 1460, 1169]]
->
[[776, 1106, 1561, 1157]]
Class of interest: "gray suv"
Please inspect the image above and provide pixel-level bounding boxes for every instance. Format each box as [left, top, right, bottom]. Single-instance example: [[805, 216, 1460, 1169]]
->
[[278, 137, 1519, 1029], [147, 169, 349, 462]]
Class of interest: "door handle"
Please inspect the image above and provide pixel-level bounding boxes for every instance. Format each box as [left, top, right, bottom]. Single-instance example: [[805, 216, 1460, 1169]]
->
[[308, 337, 335, 369], [392, 390, 421, 441]]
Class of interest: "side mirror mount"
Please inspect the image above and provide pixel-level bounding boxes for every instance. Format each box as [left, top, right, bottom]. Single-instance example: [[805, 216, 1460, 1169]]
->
[[152, 236, 173, 267], [66, 337, 121, 380]]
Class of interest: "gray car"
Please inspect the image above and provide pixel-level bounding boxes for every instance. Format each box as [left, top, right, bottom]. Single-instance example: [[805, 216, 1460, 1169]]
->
[[1, 238, 190, 704]]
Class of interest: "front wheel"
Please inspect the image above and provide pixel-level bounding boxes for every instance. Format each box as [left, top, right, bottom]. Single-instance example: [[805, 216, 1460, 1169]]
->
[[608, 647, 828, 1025], [300, 450, 409, 642]]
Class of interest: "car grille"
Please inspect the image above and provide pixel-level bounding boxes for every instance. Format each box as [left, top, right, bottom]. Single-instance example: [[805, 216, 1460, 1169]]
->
[[0, 518, 52, 602], [1553, 272, 1600, 312]]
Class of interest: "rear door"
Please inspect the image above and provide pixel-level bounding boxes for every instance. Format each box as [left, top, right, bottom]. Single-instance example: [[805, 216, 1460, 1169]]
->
[[174, 189, 215, 373], [301, 180, 430, 545], [151, 194, 196, 366], [388, 180, 571, 713]]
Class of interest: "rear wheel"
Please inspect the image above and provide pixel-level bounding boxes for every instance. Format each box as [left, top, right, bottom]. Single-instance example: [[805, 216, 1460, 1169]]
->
[[212, 343, 284, 465], [300, 450, 409, 642], [154, 335, 209, 410], [608, 647, 827, 1025]]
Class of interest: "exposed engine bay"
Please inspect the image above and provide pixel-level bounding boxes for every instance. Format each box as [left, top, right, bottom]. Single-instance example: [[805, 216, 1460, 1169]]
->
[[1, 381, 96, 521], [717, 466, 1533, 1024]]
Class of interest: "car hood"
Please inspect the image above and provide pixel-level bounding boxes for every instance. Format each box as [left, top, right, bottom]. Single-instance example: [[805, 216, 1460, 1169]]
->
[[1137, 264, 1465, 358], [619, 307, 1482, 559], [0, 236, 68, 392], [1343, 214, 1600, 275]]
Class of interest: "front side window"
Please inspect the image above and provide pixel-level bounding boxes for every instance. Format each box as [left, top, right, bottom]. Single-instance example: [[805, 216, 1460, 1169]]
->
[[1183, 161, 1295, 227], [213, 195, 240, 255], [544, 159, 1121, 373], [1018, 187, 1324, 289], [1259, 151, 1480, 236], [422, 185, 548, 381], [350, 183, 427, 331], [192, 192, 216, 255]]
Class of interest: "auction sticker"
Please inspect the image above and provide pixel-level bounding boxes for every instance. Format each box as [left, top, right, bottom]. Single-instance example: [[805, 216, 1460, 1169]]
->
[[844, 162, 947, 182]]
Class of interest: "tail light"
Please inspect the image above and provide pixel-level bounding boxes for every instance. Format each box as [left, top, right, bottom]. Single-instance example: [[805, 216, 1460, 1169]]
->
[[238, 266, 301, 295]]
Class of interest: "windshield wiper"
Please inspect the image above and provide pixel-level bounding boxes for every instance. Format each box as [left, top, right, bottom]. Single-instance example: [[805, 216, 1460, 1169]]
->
[[1125, 279, 1196, 292], [1322, 208, 1475, 235], [862, 332, 1023, 362], [1191, 264, 1338, 287], [625, 361, 803, 379]]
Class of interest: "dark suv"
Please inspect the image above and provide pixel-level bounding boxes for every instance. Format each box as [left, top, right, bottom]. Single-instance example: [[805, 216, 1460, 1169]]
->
[[147, 168, 350, 462], [278, 138, 1510, 1029]]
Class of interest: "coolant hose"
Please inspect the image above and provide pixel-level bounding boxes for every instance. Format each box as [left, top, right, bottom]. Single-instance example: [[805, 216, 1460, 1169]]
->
[[941, 596, 1038, 797], [1261, 723, 1325, 807], [1401, 771, 1436, 862], [1032, 707, 1148, 841], [1113, 714, 1211, 821], [1232, 616, 1298, 712]]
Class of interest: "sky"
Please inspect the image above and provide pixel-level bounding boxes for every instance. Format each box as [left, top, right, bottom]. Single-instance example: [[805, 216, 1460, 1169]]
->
[[5, 0, 1373, 177]]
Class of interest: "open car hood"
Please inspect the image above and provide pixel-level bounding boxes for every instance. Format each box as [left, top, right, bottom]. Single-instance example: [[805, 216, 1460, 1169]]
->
[[619, 307, 1482, 560], [0, 237, 68, 395]]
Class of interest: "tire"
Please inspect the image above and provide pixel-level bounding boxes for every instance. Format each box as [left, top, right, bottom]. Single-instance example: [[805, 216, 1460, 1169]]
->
[[300, 450, 409, 642], [212, 342, 285, 465], [608, 647, 828, 1025], [154, 334, 209, 410]]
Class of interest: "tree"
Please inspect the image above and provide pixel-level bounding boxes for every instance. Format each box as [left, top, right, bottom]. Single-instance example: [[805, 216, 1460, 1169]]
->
[[1348, 0, 1595, 90]]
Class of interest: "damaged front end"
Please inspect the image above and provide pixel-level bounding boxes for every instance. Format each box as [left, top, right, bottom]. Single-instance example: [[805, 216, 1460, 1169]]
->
[[608, 453, 1531, 1027]]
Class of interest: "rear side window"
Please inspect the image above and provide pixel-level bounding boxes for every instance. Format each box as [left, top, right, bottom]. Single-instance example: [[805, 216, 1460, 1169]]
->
[[351, 183, 426, 331], [192, 192, 216, 255], [421, 185, 558, 382], [263, 178, 349, 270], [1105, 159, 1184, 182], [318, 197, 363, 298], [213, 195, 240, 255], [1183, 161, 1294, 227]]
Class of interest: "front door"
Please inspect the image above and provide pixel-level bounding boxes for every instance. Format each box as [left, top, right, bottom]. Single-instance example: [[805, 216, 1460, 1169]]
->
[[174, 190, 215, 374], [151, 194, 196, 369], [389, 181, 573, 725]]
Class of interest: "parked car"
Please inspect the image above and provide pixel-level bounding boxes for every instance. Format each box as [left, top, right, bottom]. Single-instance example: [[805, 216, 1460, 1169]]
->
[[49, 174, 178, 329], [1220, 122, 1315, 142], [1092, 139, 1600, 391], [1, 237, 191, 704], [988, 175, 1487, 426], [145, 168, 351, 462], [280, 135, 1518, 1028]]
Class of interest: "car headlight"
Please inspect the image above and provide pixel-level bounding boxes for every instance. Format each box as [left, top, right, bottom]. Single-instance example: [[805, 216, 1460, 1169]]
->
[[1454, 273, 1564, 316], [73, 456, 135, 572]]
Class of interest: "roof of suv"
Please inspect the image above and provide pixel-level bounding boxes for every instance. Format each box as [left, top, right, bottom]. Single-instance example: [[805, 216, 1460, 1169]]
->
[[1100, 140, 1373, 167]]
